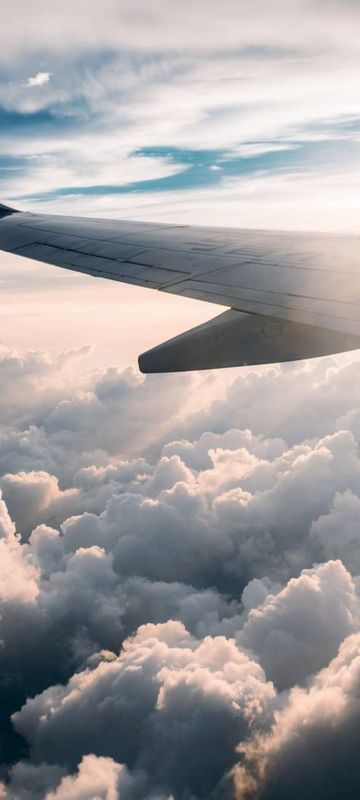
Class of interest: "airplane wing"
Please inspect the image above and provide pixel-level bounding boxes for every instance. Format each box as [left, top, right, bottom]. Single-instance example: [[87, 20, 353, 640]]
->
[[1, 201, 360, 372]]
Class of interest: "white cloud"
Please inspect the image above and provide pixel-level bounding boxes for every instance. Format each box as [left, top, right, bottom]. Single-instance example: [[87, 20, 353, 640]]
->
[[45, 756, 128, 800], [26, 72, 52, 88], [0, 1, 358, 59], [12, 620, 274, 795], [0, 344, 359, 794], [239, 560, 359, 689], [0, 490, 39, 602], [0, 2, 360, 217], [0, 756, 146, 800], [233, 631, 360, 799]]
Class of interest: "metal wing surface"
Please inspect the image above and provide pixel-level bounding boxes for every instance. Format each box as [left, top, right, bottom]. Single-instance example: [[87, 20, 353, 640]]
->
[[1, 202, 360, 372]]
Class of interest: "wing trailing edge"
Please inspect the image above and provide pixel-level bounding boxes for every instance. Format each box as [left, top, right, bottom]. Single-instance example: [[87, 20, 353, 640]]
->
[[138, 308, 360, 373]]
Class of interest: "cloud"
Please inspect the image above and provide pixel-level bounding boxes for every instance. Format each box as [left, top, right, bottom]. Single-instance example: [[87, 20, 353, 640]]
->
[[0, 343, 359, 794], [45, 756, 130, 800], [1, 1, 360, 221], [310, 490, 360, 572], [2, 348, 360, 590], [0, 343, 92, 426], [238, 560, 359, 689], [232, 632, 360, 799], [0, 0, 358, 59], [0, 756, 146, 800], [0, 471, 80, 537], [0, 490, 39, 602], [26, 72, 52, 88], [0, 762, 65, 800], [2, 3, 360, 796], [12, 621, 274, 796]]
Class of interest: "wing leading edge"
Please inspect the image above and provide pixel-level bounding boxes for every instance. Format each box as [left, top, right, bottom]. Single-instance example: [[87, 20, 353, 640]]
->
[[1, 203, 360, 372]]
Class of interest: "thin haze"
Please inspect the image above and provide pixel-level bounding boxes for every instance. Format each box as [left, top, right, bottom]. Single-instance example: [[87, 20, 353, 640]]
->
[[1, 2, 360, 798]]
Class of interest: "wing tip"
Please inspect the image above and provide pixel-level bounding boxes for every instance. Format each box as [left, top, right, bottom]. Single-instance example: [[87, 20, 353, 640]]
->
[[137, 310, 247, 374], [138, 350, 170, 374], [138, 353, 148, 374]]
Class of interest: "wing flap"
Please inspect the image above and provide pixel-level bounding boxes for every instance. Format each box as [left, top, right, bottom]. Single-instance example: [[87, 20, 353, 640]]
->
[[139, 308, 360, 373]]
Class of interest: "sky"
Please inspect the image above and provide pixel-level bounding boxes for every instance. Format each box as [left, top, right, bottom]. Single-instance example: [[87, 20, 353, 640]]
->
[[2, 1, 360, 798]]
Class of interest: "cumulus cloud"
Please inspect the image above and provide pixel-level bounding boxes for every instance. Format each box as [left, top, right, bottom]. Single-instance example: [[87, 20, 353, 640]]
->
[[238, 560, 359, 689], [232, 632, 360, 799], [0, 756, 146, 800], [0, 490, 39, 602], [0, 342, 360, 798], [2, 349, 360, 594], [45, 756, 131, 800], [310, 490, 360, 572], [0, 343, 93, 426], [12, 621, 274, 797], [0, 471, 80, 537]]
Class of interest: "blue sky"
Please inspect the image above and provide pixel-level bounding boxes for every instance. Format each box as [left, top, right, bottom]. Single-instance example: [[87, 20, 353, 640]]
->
[[1, 2, 360, 230], [6, 137, 360, 203]]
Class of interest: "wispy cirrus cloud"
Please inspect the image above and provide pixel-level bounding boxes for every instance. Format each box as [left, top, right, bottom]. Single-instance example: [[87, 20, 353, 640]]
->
[[0, 1, 360, 213]]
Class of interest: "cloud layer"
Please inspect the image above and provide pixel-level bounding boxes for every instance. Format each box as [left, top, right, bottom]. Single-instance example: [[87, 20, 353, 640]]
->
[[0, 345, 359, 797]]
